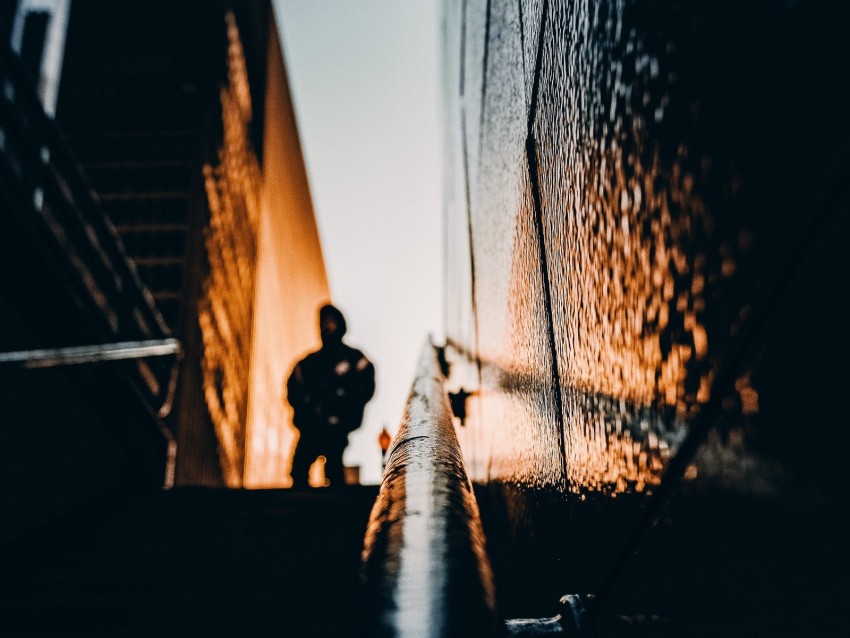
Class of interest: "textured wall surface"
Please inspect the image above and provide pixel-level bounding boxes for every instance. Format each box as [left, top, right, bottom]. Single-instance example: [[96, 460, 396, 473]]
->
[[442, 0, 849, 633], [245, 16, 330, 487]]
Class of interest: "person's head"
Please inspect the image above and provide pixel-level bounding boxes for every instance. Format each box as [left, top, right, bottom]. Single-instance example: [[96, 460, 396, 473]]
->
[[319, 304, 346, 346]]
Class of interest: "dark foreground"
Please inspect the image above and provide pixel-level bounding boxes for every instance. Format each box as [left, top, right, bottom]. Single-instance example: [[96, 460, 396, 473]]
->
[[1, 486, 378, 638]]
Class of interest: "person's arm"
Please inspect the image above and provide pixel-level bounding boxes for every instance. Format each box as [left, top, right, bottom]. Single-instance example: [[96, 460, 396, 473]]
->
[[286, 363, 308, 417], [354, 355, 375, 404]]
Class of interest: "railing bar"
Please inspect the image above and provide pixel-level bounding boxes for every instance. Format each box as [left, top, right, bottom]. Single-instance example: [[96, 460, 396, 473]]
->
[[0, 338, 182, 368], [360, 338, 502, 637]]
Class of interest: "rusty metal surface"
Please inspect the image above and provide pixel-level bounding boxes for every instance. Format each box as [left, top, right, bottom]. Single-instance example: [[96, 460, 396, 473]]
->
[[360, 341, 502, 638]]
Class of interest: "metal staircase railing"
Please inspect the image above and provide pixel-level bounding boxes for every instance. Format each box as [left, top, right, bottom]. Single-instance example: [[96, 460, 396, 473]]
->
[[360, 339, 503, 637]]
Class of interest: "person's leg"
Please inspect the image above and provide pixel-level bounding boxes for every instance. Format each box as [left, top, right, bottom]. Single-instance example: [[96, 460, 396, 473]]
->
[[290, 432, 317, 488], [323, 434, 348, 487]]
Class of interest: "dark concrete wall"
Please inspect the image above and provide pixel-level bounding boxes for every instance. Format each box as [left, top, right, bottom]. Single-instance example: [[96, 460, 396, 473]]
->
[[442, 1, 849, 634]]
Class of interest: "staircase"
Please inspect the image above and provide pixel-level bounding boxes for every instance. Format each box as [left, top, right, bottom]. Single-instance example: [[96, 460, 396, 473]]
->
[[1, 487, 379, 637], [55, 1, 221, 334], [54, 0, 235, 484]]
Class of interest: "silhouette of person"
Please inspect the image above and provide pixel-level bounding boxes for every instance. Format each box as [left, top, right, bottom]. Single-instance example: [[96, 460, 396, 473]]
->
[[286, 304, 375, 488]]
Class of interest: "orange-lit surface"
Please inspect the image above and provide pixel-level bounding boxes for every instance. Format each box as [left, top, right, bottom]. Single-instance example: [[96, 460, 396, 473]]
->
[[536, 101, 715, 492], [200, 13, 329, 487], [441, 1, 748, 496], [308, 456, 328, 488], [199, 13, 261, 486], [438, 2, 850, 632], [243, 17, 330, 488]]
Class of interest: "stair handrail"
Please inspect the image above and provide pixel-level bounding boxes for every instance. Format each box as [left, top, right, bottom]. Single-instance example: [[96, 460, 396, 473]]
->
[[359, 338, 503, 637]]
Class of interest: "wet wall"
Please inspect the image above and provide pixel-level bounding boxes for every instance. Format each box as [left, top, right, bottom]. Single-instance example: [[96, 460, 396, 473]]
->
[[441, 1, 849, 635]]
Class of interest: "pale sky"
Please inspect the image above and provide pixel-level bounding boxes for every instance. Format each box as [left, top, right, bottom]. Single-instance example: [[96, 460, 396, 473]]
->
[[274, 1, 444, 484]]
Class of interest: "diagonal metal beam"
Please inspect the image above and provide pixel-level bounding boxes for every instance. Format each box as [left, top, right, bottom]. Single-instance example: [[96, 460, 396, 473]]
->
[[0, 338, 182, 369]]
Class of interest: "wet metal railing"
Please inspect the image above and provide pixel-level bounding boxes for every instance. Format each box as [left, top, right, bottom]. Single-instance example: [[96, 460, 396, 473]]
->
[[360, 340, 503, 638]]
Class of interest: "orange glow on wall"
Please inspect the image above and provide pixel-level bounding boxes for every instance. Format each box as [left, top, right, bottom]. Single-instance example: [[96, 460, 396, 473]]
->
[[243, 15, 330, 488], [199, 12, 261, 486], [200, 12, 329, 487]]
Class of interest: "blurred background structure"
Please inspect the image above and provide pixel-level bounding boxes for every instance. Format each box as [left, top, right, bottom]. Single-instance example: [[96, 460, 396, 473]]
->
[[55, 0, 331, 489], [2, 0, 331, 512]]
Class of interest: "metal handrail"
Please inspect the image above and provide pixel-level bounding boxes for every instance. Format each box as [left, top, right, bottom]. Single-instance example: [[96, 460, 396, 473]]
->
[[0, 339, 183, 369], [360, 339, 503, 638]]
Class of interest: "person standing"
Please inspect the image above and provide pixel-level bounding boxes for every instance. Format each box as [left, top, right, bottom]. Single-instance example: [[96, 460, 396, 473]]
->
[[286, 304, 375, 488]]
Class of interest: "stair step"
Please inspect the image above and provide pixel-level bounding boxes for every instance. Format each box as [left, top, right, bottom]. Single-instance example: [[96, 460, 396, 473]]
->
[[61, 74, 205, 103], [119, 228, 186, 261], [98, 191, 189, 202], [60, 101, 202, 136], [101, 196, 189, 227], [132, 261, 183, 293], [67, 132, 199, 165], [82, 163, 195, 197], [1, 487, 379, 637]]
